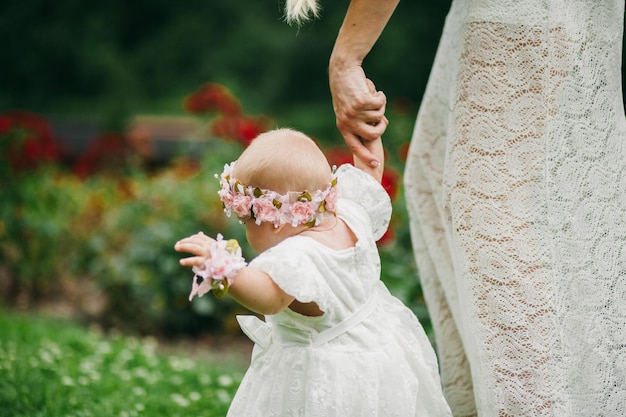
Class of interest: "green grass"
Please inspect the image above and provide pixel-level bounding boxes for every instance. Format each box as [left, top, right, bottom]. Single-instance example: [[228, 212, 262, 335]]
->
[[0, 311, 245, 417]]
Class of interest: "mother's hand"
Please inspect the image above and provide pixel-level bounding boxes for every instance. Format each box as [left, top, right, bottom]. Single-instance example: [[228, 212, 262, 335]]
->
[[329, 63, 388, 166]]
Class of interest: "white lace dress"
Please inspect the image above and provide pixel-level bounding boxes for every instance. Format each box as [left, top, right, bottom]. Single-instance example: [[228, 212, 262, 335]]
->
[[227, 164, 452, 417], [404, 1, 626, 416]]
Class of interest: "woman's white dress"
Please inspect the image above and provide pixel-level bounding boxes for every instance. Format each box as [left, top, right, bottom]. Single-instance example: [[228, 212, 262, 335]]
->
[[227, 164, 452, 417], [404, 1, 626, 416]]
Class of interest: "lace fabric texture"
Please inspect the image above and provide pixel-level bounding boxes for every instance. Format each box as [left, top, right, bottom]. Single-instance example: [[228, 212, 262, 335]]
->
[[228, 164, 452, 417], [404, 1, 626, 416]]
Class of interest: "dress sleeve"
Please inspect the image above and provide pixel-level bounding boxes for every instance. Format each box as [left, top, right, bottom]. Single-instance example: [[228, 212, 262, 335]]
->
[[335, 164, 392, 241], [248, 240, 328, 310]]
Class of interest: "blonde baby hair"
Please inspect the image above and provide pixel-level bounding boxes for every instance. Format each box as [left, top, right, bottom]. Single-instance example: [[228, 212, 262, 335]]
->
[[232, 128, 332, 195]]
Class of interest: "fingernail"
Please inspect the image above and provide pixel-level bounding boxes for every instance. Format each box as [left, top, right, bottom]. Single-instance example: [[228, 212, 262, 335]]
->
[[371, 160, 381, 167]]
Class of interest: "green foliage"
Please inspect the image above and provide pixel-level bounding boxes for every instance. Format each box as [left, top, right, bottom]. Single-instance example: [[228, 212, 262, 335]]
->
[[78, 141, 255, 336], [0, 0, 449, 337], [0, 111, 254, 335], [0, 111, 77, 304], [0, 310, 243, 417], [0, 0, 453, 134], [0, 102, 434, 338], [0, 170, 88, 304]]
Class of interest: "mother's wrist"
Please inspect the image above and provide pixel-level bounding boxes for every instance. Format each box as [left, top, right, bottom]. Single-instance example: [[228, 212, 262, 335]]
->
[[329, 45, 364, 71]]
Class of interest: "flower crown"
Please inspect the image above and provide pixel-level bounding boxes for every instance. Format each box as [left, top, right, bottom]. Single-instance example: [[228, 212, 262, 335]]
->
[[217, 161, 338, 228]]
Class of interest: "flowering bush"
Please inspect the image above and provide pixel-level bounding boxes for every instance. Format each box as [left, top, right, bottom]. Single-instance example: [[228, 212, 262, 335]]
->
[[185, 83, 269, 147], [0, 111, 75, 305], [0, 82, 430, 336], [0, 110, 63, 176], [0, 107, 249, 335], [184, 83, 241, 115], [73, 147, 252, 336], [73, 132, 139, 178]]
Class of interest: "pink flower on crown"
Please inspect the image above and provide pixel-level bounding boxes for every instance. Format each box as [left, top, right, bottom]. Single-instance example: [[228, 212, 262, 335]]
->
[[290, 201, 315, 226], [253, 196, 279, 225], [216, 161, 338, 228], [218, 186, 234, 207], [231, 194, 253, 218]]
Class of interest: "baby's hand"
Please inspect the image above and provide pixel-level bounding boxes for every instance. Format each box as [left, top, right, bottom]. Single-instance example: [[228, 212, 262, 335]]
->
[[175, 232, 247, 300], [174, 232, 217, 268]]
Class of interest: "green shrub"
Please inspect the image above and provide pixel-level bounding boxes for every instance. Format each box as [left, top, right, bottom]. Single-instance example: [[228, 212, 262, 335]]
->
[[0, 111, 83, 305], [80, 142, 253, 336], [0, 87, 431, 339]]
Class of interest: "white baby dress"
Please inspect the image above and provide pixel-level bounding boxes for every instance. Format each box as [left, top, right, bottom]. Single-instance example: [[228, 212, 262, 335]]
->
[[226, 164, 452, 417]]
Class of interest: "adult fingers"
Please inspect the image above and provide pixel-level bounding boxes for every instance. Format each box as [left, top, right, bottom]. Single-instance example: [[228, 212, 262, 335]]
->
[[342, 132, 379, 165], [336, 108, 388, 143], [335, 92, 387, 139]]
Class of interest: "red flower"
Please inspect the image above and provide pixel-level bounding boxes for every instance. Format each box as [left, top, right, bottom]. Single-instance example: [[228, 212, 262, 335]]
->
[[23, 137, 42, 161], [73, 133, 132, 178], [377, 226, 395, 246], [209, 115, 268, 147], [236, 117, 266, 146], [325, 147, 354, 167], [323, 147, 400, 200], [0, 110, 62, 172], [0, 115, 12, 135], [184, 83, 241, 116], [381, 167, 400, 200]]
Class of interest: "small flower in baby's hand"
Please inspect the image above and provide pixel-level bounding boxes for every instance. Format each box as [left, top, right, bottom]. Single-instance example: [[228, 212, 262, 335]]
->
[[189, 234, 247, 300], [224, 238, 241, 253]]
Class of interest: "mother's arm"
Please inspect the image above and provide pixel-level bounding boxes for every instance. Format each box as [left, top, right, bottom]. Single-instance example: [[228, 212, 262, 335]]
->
[[329, 0, 400, 167]]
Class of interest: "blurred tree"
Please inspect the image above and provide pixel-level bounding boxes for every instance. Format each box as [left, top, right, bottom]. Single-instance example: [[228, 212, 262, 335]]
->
[[0, 0, 451, 138]]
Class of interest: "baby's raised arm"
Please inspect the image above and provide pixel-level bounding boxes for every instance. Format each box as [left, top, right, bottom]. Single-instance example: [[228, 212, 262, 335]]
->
[[350, 77, 385, 183], [353, 137, 384, 183], [174, 232, 295, 315]]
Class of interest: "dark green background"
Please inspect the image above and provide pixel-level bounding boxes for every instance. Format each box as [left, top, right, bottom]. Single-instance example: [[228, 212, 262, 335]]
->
[[1, 1, 624, 140], [0, 1, 450, 136]]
